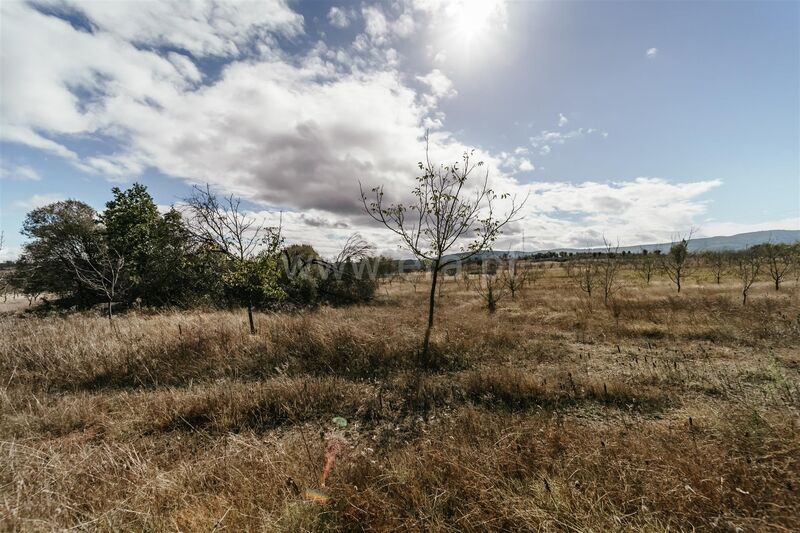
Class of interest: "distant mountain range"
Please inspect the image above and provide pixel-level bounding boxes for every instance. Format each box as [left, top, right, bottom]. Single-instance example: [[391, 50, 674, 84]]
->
[[538, 229, 800, 255], [447, 230, 800, 262]]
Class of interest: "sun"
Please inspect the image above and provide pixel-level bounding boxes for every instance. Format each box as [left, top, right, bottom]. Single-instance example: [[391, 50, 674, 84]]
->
[[436, 0, 508, 63]]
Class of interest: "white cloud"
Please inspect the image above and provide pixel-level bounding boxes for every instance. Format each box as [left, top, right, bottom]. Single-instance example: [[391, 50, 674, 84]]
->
[[498, 150, 535, 174], [698, 217, 800, 237], [518, 159, 535, 172], [0, 1, 755, 255], [0, 244, 22, 262], [167, 52, 203, 84], [0, 164, 42, 181], [495, 177, 725, 250], [558, 113, 569, 127], [328, 7, 352, 29], [362, 6, 389, 40], [530, 127, 607, 155], [417, 69, 457, 99], [13, 193, 65, 211], [63, 0, 303, 57], [646, 47, 658, 58]]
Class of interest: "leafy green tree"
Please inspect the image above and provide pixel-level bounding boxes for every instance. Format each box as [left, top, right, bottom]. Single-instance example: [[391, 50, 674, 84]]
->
[[102, 183, 206, 306], [102, 183, 159, 264], [279, 244, 321, 306], [101, 184, 166, 304], [223, 254, 286, 312], [18, 200, 101, 305]]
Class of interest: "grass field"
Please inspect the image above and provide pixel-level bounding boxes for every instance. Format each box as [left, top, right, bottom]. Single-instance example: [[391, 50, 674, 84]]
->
[[2, 266, 799, 531]]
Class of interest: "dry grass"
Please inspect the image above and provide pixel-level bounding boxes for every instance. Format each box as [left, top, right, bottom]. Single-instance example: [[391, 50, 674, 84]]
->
[[2, 266, 799, 531]]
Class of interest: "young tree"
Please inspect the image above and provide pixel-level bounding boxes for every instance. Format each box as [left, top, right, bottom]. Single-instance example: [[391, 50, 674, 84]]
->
[[758, 242, 793, 291], [0, 232, 6, 301], [475, 272, 508, 313], [66, 237, 129, 321], [633, 248, 657, 285], [736, 248, 762, 305], [361, 139, 525, 360], [184, 185, 284, 334], [598, 237, 621, 306], [527, 262, 545, 287], [662, 232, 693, 292], [702, 250, 728, 284], [501, 258, 530, 300], [569, 256, 598, 297]]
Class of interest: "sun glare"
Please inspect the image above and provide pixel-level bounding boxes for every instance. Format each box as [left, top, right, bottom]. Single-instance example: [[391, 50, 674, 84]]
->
[[437, 0, 508, 64]]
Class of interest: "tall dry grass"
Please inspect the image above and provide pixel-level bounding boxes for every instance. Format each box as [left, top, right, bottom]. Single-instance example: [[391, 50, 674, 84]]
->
[[2, 266, 799, 531]]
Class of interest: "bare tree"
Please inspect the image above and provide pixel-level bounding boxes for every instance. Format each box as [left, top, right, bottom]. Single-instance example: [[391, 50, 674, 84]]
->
[[66, 239, 128, 321], [302, 233, 377, 281], [759, 243, 793, 291], [0, 232, 6, 301], [502, 259, 530, 300], [736, 248, 762, 305], [475, 273, 508, 313], [702, 250, 728, 284], [362, 137, 525, 360], [333, 233, 374, 266], [632, 249, 657, 285], [0, 232, 14, 303], [598, 237, 621, 306], [570, 256, 598, 297], [527, 262, 545, 287], [662, 231, 694, 292], [184, 185, 281, 334], [460, 270, 473, 290]]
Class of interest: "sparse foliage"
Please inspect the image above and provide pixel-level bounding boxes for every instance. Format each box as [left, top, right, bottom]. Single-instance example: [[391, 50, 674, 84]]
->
[[736, 248, 762, 305], [184, 185, 284, 333], [757, 242, 794, 291], [598, 237, 621, 306], [702, 250, 728, 284], [633, 249, 657, 285], [570, 257, 598, 297], [362, 135, 525, 359], [662, 231, 693, 292], [65, 236, 129, 321], [501, 259, 530, 299], [475, 273, 508, 313]]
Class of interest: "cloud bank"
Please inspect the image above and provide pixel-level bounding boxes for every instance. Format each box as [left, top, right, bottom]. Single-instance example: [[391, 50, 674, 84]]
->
[[0, 1, 743, 257]]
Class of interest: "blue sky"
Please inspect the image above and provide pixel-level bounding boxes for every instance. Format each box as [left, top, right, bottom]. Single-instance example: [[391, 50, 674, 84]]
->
[[1, 0, 798, 259]]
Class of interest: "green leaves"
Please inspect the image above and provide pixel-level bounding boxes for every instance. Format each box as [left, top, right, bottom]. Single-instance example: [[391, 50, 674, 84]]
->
[[222, 254, 286, 305]]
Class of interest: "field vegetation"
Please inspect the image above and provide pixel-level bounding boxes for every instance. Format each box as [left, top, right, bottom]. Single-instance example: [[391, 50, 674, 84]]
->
[[2, 260, 799, 531]]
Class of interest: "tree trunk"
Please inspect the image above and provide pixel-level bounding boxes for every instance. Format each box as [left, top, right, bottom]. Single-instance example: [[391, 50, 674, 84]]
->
[[107, 300, 113, 321], [247, 301, 256, 335], [742, 291, 748, 305], [775, 278, 780, 291], [422, 260, 440, 361]]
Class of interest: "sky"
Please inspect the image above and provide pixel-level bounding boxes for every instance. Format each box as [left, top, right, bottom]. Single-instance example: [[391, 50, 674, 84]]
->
[[1, 0, 798, 260]]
